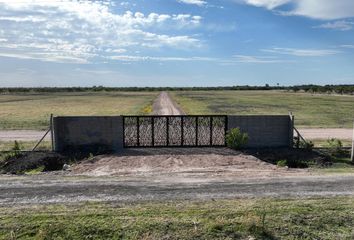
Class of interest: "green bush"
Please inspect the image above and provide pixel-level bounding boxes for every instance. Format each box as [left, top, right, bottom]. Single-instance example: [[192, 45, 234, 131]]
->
[[12, 140, 23, 151], [226, 128, 248, 150], [276, 160, 287, 167], [326, 138, 345, 157], [299, 140, 314, 151]]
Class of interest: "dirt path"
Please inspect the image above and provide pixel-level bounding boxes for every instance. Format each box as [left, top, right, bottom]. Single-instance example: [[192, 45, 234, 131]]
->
[[0, 147, 352, 205], [0, 130, 50, 142], [152, 91, 184, 115], [1, 128, 351, 142], [298, 128, 353, 140], [2, 173, 354, 205]]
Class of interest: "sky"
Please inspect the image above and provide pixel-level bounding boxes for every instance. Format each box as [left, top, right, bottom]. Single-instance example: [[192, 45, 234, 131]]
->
[[0, 0, 354, 87]]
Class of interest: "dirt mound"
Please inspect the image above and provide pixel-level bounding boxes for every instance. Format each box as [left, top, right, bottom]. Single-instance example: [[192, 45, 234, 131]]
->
[[71, 148, 307, 177], [1, 152, 67, 174]]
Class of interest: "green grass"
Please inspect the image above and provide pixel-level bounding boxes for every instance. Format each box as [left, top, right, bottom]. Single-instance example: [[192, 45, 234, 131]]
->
[[0, 92, 157, 130], [1, 197, 354, 239], [0, 141, 51, 151], [171, 90, 354, 128]]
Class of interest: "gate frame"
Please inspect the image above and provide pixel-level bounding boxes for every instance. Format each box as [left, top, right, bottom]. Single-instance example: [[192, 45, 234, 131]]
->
[[122, 115, 228, 148]]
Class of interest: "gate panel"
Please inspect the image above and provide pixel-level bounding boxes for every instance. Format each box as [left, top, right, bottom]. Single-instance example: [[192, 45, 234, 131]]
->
[[154, 117, 167, 146], [168, 116, 182, 146], [183, 117, 197, 146], [197, 117, 211, 146], [123, 115, 226, 148], [139, 117, 152, 146], [212, 116, 226, 146], [124, 117, 138, 147]]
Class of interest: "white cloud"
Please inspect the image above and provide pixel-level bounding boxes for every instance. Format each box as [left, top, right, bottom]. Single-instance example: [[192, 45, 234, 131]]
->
[[262, 47, 340, 56], [243, 0, 291, 10], [241, 0, 354, 20], [0, 0, 202, 63], [232, 54, 284, 63], [108, 55, 214, 62], [313, 20, 354, 31], [340, 45, 354, 49], [108, 54, 288, 64], [177, 0, 207, 6]]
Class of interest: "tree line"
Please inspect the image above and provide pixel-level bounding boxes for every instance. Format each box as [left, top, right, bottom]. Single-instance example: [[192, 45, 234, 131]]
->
[[0, 84, 353, 94]]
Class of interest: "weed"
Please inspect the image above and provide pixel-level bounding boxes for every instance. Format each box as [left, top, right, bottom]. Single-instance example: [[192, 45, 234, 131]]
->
[[277, 160, 287, 167], [25, 165, 45, 175], [226, 128, 248, 150], [300, 140, 314, 151], [327, 138, 346, 157]]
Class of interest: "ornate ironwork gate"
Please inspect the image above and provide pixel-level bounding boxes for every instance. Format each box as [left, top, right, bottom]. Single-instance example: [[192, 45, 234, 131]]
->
[[123, 115, 227, 148]]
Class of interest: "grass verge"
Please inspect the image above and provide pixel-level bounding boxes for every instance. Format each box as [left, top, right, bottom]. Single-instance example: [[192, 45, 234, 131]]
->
[[0, 141, 51, 152], [1, 197, 354, 239]]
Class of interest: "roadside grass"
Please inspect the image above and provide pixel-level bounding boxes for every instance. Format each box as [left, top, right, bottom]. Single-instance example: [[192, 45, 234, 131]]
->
[[171, 90, 354, 128], [0, 141, 51, 152], [313, 156, 354, 174], [0, 91, 157, 130], [312, 139, 352, 148], [1, 197, 354, 239]]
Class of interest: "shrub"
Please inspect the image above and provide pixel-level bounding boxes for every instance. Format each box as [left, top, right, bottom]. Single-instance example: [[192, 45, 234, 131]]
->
[[299, 140, 314, 151], [326, 138, 345, 157], [12, 140, 23, 151], [226, 128, 248, 150], [276, 160, 287, 167]]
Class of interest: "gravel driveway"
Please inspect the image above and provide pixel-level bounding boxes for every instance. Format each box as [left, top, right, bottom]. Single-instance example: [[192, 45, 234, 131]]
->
[[2, 173, 354, 205]]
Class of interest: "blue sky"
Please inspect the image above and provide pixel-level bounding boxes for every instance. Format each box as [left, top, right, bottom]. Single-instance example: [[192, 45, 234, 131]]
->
[[0, 0, 353, 87]]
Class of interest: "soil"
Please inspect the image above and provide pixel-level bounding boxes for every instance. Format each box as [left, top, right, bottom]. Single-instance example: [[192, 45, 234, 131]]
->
[[152, 91, 185, 115], [71, 148, 314, 177], [0, 152, 68, 174], [0, 148, 352, 205]]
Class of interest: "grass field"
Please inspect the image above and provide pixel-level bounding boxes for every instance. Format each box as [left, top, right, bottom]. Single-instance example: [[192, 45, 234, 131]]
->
[[1, 197, 354, 239], [0, 92, 157, 130], [171, 90, 354, 128]]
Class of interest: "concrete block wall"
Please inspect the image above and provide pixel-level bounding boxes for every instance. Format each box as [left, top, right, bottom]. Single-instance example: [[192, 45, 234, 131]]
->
[[53, 115, 293, 152], [227, 115, 293, 148], [53, 116, 123, 152]]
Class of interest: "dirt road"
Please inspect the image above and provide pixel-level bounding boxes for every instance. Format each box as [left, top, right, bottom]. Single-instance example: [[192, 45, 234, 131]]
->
[[152, 91, 184, 115], [2, 173, 354, 205], [0, 130, 50, 142], [298, 128, 353, 140]]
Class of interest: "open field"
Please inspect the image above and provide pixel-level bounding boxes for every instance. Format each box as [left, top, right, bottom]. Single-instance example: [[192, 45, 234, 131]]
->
[[171, 90, 354, 128], [0, 92, 157, 130], [2, 197, 354, 239]]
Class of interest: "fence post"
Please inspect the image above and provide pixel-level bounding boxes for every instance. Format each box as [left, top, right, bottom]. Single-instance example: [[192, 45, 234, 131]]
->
[[351, 120, 354, 162], [50, 114, 54, 152], [289, 112, 294, 148]]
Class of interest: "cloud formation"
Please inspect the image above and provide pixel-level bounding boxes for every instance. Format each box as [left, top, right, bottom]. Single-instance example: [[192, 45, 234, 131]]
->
[[0, 0, 202, 63], [262, 47, 340, 57], [313, 20, 354, 31], [241, 0, 354, 20], [177, 0, 207, 6]]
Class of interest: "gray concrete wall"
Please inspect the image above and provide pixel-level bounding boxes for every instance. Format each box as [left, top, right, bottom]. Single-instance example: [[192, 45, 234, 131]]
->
[[53, 115, 292, 152], [53, 116, 123, 152], [227, 115, 292, 148]]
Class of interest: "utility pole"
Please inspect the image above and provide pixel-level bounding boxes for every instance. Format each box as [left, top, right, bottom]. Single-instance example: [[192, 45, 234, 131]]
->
[[351, 120, 354, 162]]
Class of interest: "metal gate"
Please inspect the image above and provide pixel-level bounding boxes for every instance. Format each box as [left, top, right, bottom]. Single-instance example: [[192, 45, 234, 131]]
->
[[123, 115, 227, 148]]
